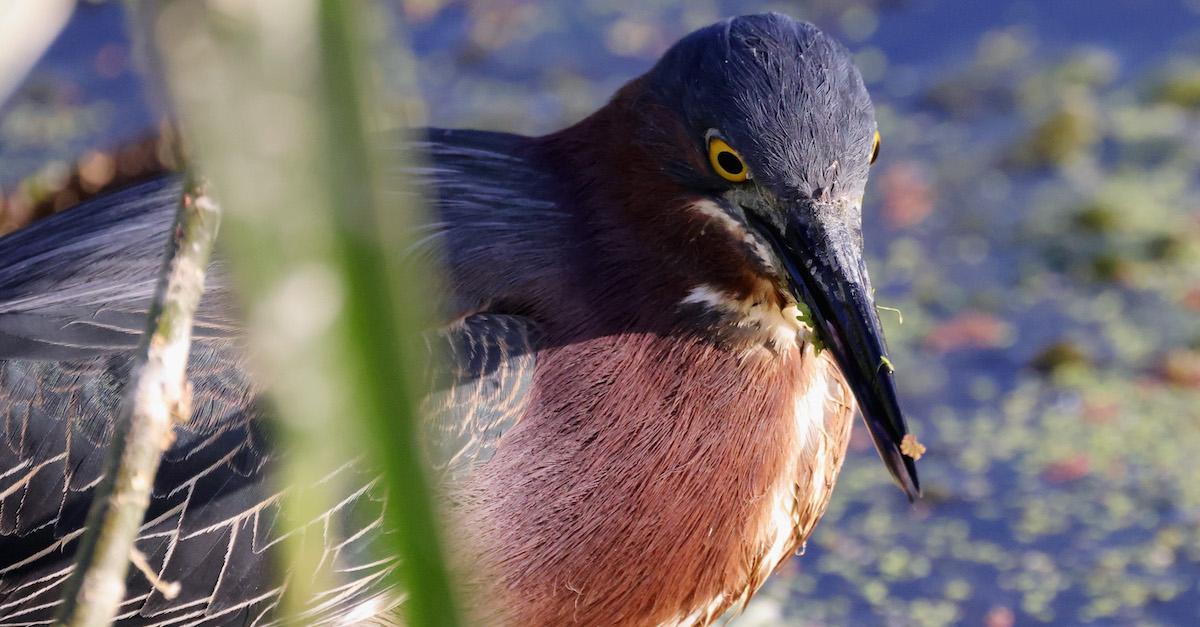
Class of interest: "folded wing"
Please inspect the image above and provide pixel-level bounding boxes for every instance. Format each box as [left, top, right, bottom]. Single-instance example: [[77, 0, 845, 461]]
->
[[0, 128, 550, 625]]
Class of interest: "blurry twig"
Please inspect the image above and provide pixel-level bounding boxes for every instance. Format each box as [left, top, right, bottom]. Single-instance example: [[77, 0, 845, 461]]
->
[[0, 0, 75, 107], [54, 176, 220, 627]]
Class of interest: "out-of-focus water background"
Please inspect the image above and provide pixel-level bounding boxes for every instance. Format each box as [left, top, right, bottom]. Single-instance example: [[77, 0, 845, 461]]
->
[[2, 1, 1199, 625]]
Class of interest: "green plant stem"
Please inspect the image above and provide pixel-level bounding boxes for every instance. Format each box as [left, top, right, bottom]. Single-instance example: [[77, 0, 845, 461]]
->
[[140, 1, 461, 624]]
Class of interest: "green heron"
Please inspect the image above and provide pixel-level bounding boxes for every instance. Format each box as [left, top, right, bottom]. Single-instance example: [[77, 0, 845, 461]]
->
[[0, 13, 919, 626]]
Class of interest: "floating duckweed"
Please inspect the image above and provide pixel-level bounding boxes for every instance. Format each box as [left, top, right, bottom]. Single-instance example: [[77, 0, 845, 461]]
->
[[944, 579, 972, 601], [907, 598, 959, 627], [880, 549, 910, 580], [1071, 201, 1122, 234], [794, 299, 827, 355], [1152, 581, 1184, 602], [1029, 340, 1091, 375], [1153, 64, 1200, 109], [861, 580, 888, 606], [1083, 596, 1121, 620], [1013, 94, 1100, 167], [1144, 233, 1186, 261]]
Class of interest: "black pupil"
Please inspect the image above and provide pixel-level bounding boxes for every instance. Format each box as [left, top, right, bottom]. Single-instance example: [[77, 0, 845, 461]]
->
[[717, 151, 744, 174]]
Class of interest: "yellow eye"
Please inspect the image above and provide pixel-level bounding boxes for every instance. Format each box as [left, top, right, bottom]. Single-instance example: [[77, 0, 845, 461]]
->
[[870, 130, 881, 166], [708, 137, 749, 182]]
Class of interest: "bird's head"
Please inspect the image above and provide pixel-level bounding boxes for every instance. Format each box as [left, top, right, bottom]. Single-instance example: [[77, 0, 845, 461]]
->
[[579, 13, 920, 499]]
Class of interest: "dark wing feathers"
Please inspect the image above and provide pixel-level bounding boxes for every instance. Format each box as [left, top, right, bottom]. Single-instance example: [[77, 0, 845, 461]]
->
[[0, 130, 544, 625], [423, 313, 540, 483], [0, 176, 239, 362]]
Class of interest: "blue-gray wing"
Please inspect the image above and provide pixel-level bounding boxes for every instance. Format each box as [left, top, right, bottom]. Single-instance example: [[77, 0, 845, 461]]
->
[[0, 180, 396, 624], [0, 130, 546, 624], [0, 177, 238, 361]]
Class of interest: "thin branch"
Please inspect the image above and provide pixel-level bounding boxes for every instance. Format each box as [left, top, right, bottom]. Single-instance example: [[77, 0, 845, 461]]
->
[[129, 547, 181, 600], [54, 178, 221, 627]]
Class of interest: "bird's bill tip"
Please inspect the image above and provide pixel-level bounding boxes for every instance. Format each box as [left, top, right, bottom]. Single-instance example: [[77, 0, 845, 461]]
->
[[806, 268, 921, 501], [750, 204, 922, 500]]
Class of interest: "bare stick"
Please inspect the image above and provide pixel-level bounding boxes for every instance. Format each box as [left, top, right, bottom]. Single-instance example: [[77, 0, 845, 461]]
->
[[129, 548, 181, 600], [54, 179, 221, 627]]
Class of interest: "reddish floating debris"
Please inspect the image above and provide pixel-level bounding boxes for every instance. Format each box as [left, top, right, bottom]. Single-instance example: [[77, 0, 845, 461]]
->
[[880, 160, 935, 229], [923, 312, 1012, 353]]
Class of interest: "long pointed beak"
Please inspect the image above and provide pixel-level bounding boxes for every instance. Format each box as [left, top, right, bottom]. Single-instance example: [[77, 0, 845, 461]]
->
[[748, 203, 921, 501]]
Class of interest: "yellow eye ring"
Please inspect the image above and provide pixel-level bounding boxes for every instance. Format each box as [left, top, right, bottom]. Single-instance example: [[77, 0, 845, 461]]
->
[[870, 130, 881, 166], [708, 137, 749, 182]]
